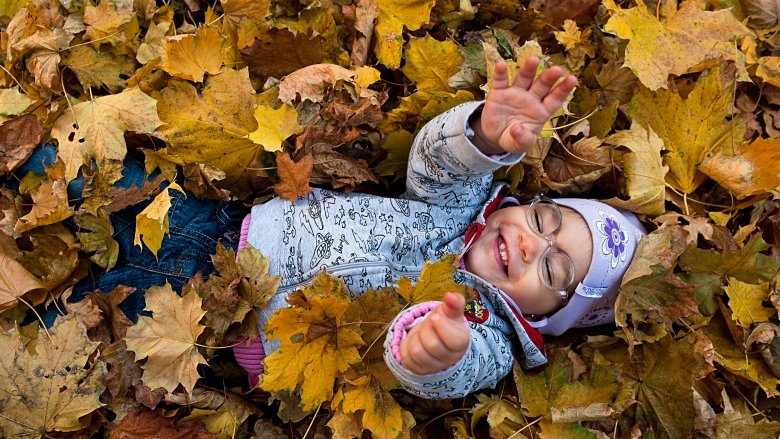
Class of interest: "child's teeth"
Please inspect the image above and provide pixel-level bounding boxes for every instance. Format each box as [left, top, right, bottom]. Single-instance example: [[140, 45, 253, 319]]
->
[[499, 241, 508, 266]]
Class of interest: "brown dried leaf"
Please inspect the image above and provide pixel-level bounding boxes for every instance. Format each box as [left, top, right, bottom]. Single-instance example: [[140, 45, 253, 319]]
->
[[0, 114, 45, 175], [273, 152, 312, 202]]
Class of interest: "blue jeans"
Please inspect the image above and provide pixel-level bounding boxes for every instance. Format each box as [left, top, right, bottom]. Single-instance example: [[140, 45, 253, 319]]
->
[[20, 145, 248, 326]]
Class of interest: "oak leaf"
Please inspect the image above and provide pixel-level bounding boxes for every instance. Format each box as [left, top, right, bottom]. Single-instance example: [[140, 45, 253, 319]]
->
[[134, 182, 185, 257], [699, 137, 780, 200], [263, 272, 365, 411], [373, 0, 436, 68], [604, 122, 667, 216], [629, 68, 744, 194], [396, 254, 469, 305], [50, 87, 163, 182], [603, 0, 751, 90], [162, 27, 225, 82], [0, 316, 105, 438], [273, 152, 312, 202], [153, 68, 259, 197], [402, 36, 463, 93], [724, 279, 774, 327], [125, 283, 208, 394], [249, 104, 304, 152]]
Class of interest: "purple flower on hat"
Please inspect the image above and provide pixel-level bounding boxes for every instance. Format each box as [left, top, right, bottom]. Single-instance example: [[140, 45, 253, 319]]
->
[[597, 214, 629, 269]]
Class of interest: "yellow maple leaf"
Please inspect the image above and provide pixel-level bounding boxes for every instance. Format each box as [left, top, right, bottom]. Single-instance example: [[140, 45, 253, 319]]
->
[[699, 138, 780, 200], [401, 36, 463, 92], [125, 283, 208, 394], [605, 122, 668, 216], [263, 272, 365, 411], [137, 20, 171, 65], [248, 104, 304, 152], [15, 159, 74, 233], [153, 68, 259, 197], [162, 26, 225, 82], [133, 182, 185, 256], [554, 19, 595, 71], [396, 254, 469, 305], [603, 0, 751, 90], [50, 87, 164, 182], [629, 68, 744, 194], [724, 278, 774, 328], [757, 56, 780, 88], [220, 0, 271, 39], [0, 316, 105, 438], [374, 0, 436, 68], [338, 375, 416, 439]]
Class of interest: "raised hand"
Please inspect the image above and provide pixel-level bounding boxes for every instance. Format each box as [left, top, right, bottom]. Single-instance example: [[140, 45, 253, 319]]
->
[[471, 57, 577, 155], [399, 292, 470, 375]]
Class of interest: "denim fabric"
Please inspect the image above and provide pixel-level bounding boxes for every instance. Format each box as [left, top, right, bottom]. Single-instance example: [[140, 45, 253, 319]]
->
[[20, 145, 248, 326]]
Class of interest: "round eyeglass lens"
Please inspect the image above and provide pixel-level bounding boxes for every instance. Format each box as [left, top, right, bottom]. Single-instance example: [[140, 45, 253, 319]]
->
[[530, 200, 562, 236], [539, 250, 576, 291]]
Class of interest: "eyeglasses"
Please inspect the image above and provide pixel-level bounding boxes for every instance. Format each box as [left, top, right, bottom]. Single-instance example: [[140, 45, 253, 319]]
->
[[525, 195, 576, 303]]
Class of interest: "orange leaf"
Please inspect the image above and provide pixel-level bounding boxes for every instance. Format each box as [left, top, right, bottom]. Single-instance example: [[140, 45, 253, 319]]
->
[[274, 152, 312, 202]]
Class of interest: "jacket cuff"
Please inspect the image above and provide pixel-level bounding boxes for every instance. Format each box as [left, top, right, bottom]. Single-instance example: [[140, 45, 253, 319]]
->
[[448, 101, 525, 172]]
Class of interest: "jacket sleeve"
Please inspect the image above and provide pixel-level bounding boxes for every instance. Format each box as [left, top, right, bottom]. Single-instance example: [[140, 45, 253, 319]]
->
[[382, 301, 515, 399], [403, 101, 524, 208]]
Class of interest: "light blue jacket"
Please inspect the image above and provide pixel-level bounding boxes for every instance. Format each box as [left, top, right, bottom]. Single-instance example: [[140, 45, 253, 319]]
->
[[244, 101, 547, 399]]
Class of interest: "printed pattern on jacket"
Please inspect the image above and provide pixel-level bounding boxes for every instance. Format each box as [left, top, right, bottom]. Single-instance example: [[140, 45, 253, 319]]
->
[[244, 101, 547, 399]]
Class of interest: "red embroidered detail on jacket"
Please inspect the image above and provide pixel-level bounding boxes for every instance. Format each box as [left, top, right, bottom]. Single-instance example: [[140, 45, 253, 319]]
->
[[464, 295, 489, 324]]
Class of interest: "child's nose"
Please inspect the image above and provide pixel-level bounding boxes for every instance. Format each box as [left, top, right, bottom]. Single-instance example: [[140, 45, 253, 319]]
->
[[519, 232, 549, 262]]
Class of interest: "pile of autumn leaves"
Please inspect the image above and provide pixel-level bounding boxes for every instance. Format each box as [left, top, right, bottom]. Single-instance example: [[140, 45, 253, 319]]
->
[[2, 0, 780, 437]]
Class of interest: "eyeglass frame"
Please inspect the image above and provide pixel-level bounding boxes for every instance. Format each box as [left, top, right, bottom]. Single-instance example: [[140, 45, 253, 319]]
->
[[524, 194, 576, 304]]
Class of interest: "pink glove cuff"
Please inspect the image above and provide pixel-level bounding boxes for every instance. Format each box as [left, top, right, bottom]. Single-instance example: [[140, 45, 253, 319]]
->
[[389, 301, 440, 365], [234, 337, 266, 378]]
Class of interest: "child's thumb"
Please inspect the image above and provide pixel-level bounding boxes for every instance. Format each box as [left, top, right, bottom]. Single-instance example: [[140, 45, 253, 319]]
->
[[440, 292, 466, 321]]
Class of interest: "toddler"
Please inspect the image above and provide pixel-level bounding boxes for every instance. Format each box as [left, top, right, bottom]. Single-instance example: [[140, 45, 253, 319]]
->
[[23, 57, 645, 400], [232, 57, 645, 399]]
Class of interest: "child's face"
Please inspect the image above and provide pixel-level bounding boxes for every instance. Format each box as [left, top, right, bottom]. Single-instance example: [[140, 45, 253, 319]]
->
[[464, 205, 593, 316]]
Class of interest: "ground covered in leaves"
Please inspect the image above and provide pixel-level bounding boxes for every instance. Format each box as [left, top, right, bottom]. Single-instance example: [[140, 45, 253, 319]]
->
[[1, 0, 780, 438]]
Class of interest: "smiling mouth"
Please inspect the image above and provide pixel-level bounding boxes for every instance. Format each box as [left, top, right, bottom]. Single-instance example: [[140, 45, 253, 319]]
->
[[497, 236, 509, 274]]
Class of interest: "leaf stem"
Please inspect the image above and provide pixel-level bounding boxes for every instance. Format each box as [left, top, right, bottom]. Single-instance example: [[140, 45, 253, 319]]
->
[[17, 296, 53, 343], [301, 402, 322, 439], [540, 107, 598, 132], [0, 64, 26, 93], [193, 340, 245, 349]]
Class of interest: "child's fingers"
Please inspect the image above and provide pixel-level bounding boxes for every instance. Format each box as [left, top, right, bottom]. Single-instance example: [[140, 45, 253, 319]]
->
[[492, 60, 510, 89], [528, 65, 564, 100], [543, 75, 578, 114], [402, 325, 453, 373], [441, 292, 466, 320], [512, 56, 540, 90]]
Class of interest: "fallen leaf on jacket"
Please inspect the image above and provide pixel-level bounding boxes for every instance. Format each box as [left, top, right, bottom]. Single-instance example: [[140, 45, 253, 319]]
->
[[273, 152, 312, 202], [125, 282, 208, 394], [15, 159, 74, 233], [0, 316, 105, 438], [397, 254, 470, 305], [263, 271, 364, 411]]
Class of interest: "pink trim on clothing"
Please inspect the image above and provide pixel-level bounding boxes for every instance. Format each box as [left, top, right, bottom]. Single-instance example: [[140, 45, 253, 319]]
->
[[233, 337, 265, 382], [237, 213, 251, 255], [389, 301, 439, 364]]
